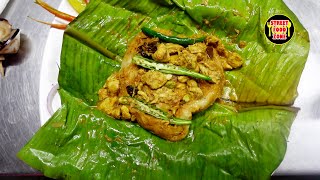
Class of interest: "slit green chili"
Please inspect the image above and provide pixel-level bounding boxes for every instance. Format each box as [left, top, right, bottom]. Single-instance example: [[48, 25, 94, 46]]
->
[[132, 56, 212, 81], [141, 27, 206, 46], [119, 96, 191, 125]]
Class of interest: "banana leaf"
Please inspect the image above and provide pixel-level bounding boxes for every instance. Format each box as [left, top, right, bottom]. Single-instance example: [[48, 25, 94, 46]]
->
[[18, 88, 297, 179], [17, 0, 310, 179]]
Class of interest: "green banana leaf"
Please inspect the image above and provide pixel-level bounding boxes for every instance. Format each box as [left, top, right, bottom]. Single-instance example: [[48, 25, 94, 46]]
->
[[17, 0, 310, 179], [18, 88, 297, 179]]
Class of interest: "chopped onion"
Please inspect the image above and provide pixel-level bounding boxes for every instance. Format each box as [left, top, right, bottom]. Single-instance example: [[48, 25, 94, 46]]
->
[[0, 18, 12, 42], [0, 29, 20, 53], [47, 84, 59, 116], [0, 18, 21, 76]]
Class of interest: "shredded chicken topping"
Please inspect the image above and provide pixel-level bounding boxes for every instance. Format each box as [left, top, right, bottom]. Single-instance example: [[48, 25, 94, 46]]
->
[[97, 33, 243, 141]]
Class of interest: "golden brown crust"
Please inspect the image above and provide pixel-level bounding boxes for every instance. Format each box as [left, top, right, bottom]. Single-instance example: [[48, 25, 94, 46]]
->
[[130, 108, 189, 141]]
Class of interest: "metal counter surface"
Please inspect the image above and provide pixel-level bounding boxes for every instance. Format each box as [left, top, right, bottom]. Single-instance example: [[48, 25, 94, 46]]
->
[[0, 0, 59, 173], [0, 0, 319, 175]]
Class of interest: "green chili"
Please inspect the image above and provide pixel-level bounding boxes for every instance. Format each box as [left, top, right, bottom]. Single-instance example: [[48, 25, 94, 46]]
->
[[141, 27, 206, 46], [119, 97, 191, 125], [132, 56, 212, 81]]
